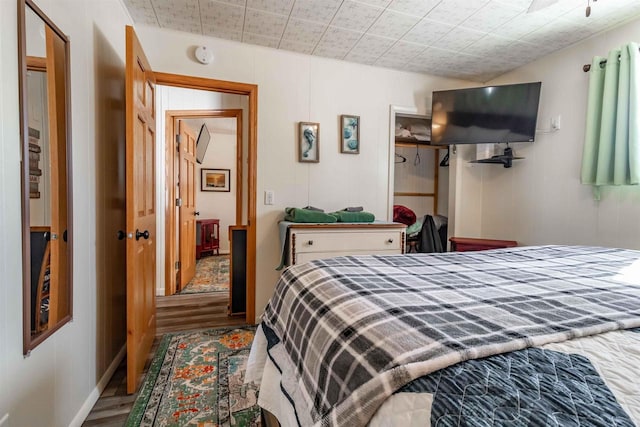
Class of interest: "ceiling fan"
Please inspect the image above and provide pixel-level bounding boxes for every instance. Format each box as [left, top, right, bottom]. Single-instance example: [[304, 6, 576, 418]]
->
[[527, 0, 596, 16]]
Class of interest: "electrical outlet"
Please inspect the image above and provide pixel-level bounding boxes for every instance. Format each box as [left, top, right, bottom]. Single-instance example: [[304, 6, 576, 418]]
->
[[264, 190, 275, 205]]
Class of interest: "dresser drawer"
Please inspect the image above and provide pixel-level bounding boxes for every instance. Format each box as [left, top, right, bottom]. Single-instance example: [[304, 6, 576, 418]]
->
[[296, 249, 399, 264], [292, 230, 402, 254]]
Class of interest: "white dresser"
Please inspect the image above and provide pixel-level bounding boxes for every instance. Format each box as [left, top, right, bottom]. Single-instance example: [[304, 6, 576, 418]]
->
[[286, 222, 406, 266]]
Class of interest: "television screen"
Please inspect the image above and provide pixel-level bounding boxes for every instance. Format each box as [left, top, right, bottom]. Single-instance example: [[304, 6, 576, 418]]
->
[[195, 124, 210, 164], [431, 82, 542, 145]]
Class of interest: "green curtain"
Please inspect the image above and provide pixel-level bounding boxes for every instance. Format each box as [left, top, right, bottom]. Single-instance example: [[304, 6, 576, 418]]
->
[[581, 42, 640, 200]]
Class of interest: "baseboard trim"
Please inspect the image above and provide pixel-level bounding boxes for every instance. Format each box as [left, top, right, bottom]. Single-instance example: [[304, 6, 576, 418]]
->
[[68, 344, 127, 427]]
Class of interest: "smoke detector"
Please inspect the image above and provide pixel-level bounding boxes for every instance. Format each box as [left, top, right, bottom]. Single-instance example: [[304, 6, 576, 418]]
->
[[194, 46, 214, 65]]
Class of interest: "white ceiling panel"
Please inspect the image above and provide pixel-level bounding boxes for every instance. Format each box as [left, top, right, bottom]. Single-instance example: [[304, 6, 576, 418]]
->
[[367, 10, 420, 39], [282, 18, 327, 45], [200, 1, 245, 31], [211, 0, 247, 6], [425, 0, 488, 26], [382, 40, 426, 61], [290, 0, 342, 23], [350, 34, 396, 57], [244, 8, 288, 38], [246, 0, 294, 15], [430, 27, 486, 51], [122, 0, 640, 82], [357, 0, 393, 8], [387, 0, 440, 18], [279, 39, 315, 54], [347, 52, 380, 65], [316, 26, 363, 51], [243, 31, 280, 48], [402, 18, 454, 45], [330, 1, 385, 32], [460, 1, 521, 33], [202, 26, 242, 41], [313, 44, 350, 60]]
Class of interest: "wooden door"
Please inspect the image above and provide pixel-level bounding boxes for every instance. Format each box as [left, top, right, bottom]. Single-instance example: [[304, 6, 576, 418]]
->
[[125, 25, 157, 394], [45, 25, 69, 327], [178, 120, 197, 289]]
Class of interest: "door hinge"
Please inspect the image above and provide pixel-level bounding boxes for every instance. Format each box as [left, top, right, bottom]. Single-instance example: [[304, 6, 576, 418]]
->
[[176, 198, 183, 207], [175, 261, 181, 270]]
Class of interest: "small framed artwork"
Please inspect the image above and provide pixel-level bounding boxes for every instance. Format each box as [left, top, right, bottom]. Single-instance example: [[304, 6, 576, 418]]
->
[[201, 168, 231, 192], [298, 122, 319, 163], [340, 115, 360, 154]]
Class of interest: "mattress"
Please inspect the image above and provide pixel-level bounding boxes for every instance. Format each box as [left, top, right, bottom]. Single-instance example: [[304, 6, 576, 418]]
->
[[247, 246, 640, 426]]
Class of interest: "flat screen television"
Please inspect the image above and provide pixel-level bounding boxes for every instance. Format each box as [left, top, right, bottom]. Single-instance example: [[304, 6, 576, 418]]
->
[[430, 82, 542, 146], [195, 124, 210, 164]]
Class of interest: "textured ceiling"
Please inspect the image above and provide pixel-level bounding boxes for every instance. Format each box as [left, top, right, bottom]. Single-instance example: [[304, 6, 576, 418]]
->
[[123, 0, 640, 82]]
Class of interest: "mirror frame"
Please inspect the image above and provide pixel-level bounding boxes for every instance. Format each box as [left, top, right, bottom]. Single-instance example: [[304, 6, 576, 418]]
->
[[18, 0, 73, 355]]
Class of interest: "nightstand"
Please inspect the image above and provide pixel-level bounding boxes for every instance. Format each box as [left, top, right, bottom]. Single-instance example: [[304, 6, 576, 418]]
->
[[196, 219, 220, 259]]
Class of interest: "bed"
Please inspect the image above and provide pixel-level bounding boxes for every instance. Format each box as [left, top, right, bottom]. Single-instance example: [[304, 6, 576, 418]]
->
[[246, 246, 640, 426]]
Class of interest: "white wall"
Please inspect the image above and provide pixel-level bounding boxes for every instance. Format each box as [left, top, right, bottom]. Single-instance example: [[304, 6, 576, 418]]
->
[[135, 26, 471, 319], [451, 16, 640, 249], [0, 0, 132, 425], [191, 117, 237, 253]]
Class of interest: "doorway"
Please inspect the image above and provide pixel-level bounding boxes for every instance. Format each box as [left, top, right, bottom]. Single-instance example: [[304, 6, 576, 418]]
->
[[161, 104, 244, 300], [388, 105, 449, 252], [124, 26, 257, 394]]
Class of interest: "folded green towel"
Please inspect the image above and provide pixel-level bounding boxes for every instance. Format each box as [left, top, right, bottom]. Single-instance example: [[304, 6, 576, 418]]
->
[[329, 211, 375, 223], [284, 207, 337, 223]]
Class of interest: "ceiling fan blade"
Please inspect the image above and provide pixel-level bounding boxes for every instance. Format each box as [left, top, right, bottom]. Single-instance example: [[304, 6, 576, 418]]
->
[[527, 0, 559, 13]]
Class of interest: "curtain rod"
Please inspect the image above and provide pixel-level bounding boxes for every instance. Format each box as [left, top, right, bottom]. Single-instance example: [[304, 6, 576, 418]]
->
[[582, 60, 606, 72], [583, 47, 640, 72]]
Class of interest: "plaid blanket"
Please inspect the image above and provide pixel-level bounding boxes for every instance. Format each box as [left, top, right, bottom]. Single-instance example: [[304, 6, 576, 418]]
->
[[261, 245, 640, 427]]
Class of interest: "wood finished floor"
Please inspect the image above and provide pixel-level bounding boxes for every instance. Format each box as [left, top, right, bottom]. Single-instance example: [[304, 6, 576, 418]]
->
[[82, 291, 247, 426]]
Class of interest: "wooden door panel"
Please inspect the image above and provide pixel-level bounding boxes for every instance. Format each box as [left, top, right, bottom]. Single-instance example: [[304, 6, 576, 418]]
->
[[178, 120, 197, 289], [126, 25, 156, 394]]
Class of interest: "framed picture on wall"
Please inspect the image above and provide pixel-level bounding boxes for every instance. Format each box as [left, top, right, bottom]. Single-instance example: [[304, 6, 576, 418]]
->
[[298, 122, 319, 163], [201, 168, 231, 192], [340, 115, 359, 154]]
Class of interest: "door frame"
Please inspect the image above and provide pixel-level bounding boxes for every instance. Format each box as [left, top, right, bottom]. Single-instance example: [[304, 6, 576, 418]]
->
[[156, 72, 257, 325], [165, 109, 243, 296]]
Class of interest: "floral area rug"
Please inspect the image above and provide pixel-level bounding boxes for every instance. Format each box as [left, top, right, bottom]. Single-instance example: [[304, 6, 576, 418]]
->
[[180, 255, 229, 294], [126, 326, 260, 427]]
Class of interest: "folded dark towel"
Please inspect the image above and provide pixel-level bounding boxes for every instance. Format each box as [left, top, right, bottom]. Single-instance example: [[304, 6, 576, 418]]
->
[[284, 207, 337, 223], [342, 206, 363, 212], [330, 211, 375, 223]]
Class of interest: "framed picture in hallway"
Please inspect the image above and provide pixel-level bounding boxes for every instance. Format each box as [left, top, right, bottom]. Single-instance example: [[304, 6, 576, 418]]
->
[[201, 168, 231, 192]]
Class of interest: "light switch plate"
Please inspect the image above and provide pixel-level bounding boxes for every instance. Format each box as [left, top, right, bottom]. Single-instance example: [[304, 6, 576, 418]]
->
[[264, 190, 275, 205]]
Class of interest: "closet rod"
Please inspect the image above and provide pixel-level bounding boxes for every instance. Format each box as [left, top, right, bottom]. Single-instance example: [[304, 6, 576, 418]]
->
[[394, 192, 435, 197], [583, 48, 640, 72]]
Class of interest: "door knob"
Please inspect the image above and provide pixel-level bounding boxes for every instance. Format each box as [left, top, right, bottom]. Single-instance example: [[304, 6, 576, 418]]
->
[[135, 229, 150, 241], [194, 211, 200, 216], [117, 230, 126, 240]]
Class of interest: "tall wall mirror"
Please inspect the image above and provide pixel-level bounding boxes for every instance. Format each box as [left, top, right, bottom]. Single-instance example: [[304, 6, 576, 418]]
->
[[18, 0, 73, 354]]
